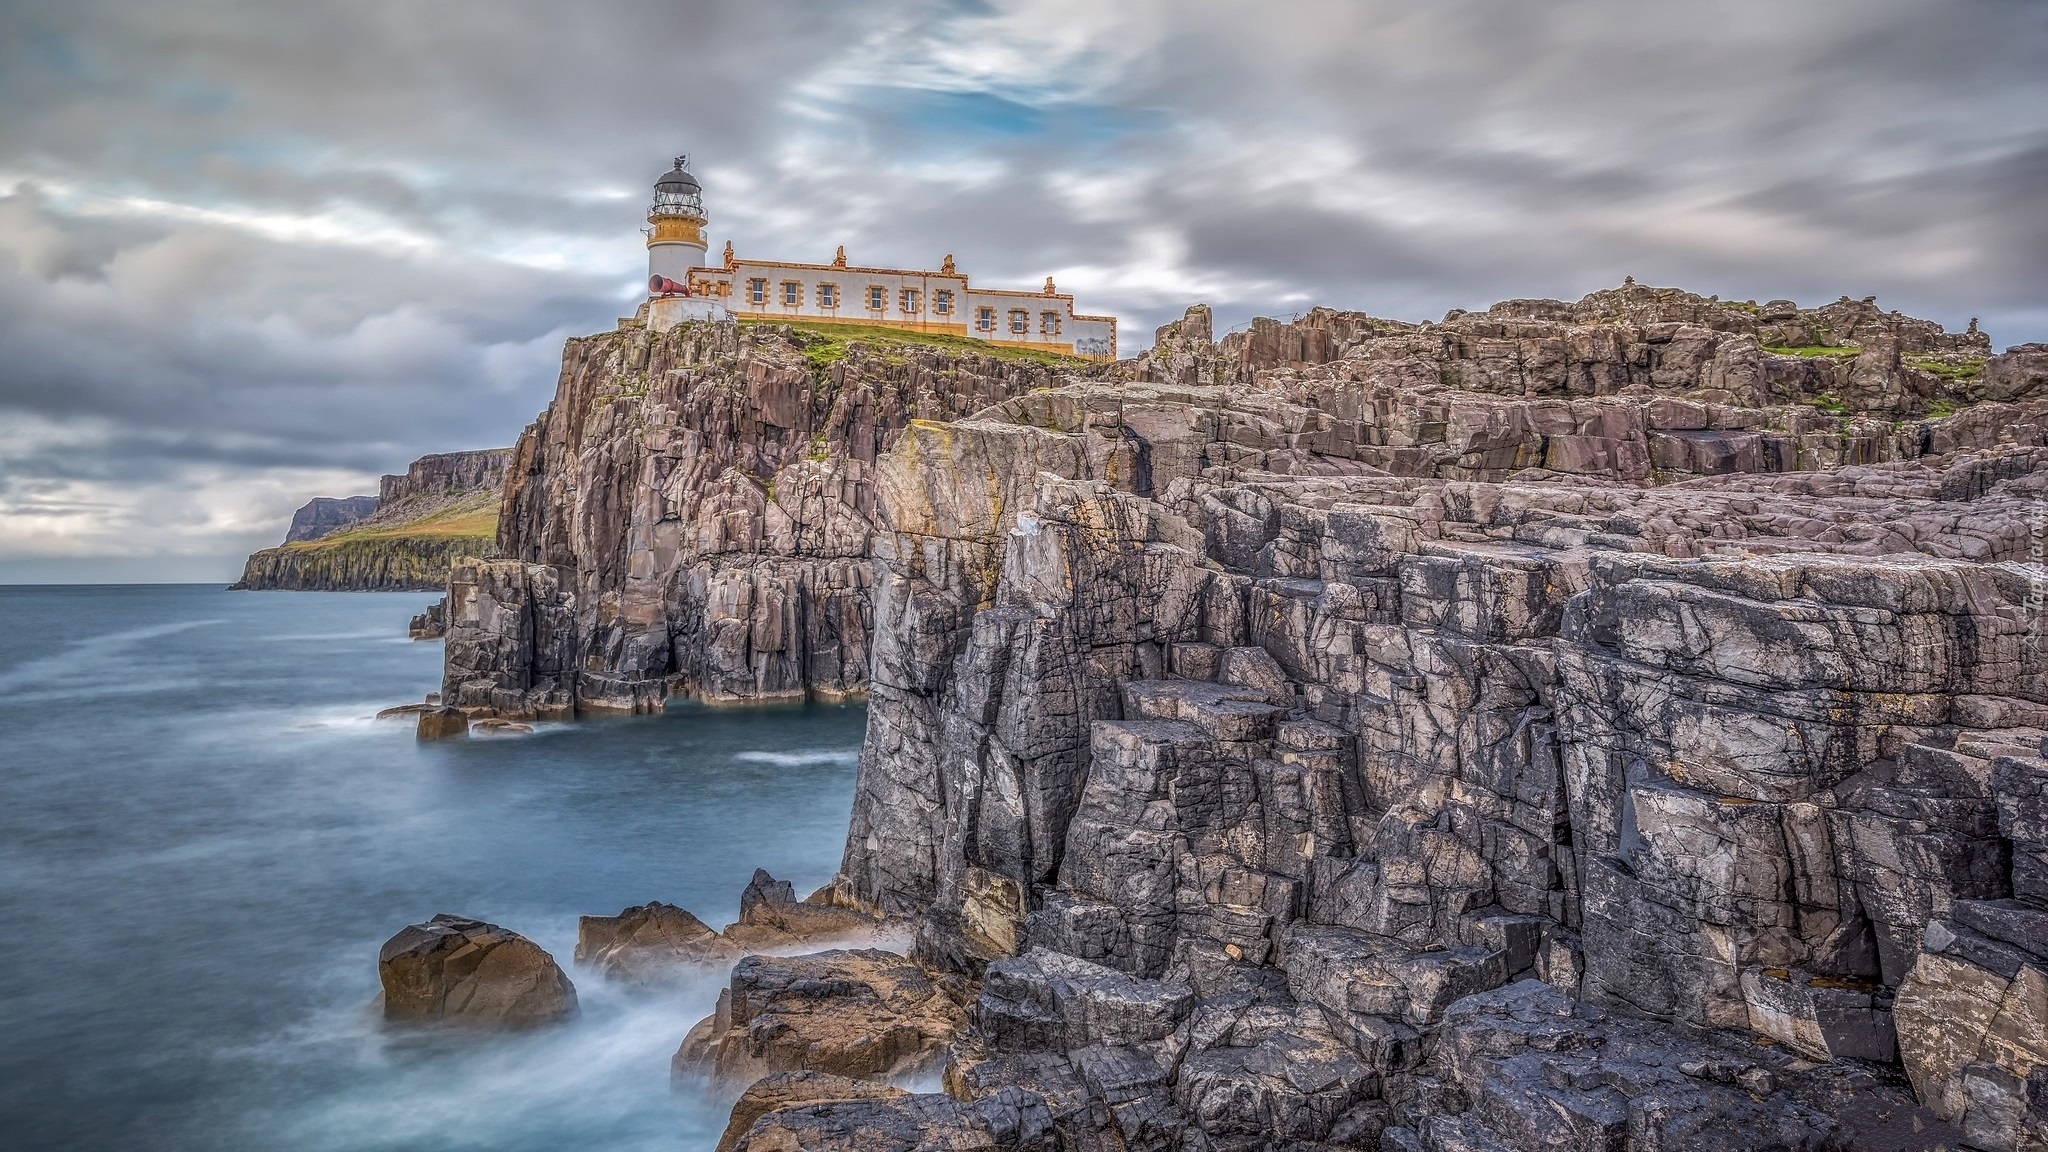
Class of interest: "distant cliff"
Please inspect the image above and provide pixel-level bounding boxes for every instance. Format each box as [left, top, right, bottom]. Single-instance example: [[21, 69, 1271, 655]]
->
[[232, 449, 509, 591], [284, 495, 378, 542]]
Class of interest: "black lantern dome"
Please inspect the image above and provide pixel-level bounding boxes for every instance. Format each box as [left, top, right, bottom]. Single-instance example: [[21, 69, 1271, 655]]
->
[[650, 155, 705, 220]]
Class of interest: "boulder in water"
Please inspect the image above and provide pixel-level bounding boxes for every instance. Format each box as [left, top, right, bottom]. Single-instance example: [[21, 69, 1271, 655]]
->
[[414, 707, 468, 739], [377, 914, 576, 1028]]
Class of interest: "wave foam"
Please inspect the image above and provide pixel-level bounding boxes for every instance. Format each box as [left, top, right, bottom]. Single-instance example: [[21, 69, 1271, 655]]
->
[[731, 749, 860, 767]]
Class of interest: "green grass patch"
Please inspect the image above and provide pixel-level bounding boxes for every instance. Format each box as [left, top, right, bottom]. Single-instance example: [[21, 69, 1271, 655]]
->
[[743, 320, 1092, 372], [1907, 356, 1984, 382], [1925, 399, 1958, 419], [1810, 393, 1849, 414], [286, 496, 498, 550], [1762, 343, 1862, 360]]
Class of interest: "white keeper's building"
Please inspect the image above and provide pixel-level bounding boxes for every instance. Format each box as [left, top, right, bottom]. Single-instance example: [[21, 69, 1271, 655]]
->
[[638, 156, 1117, 361]]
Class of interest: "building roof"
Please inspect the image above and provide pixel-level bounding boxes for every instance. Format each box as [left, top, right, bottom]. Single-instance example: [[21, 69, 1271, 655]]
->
[[655, 162, 700, 194]]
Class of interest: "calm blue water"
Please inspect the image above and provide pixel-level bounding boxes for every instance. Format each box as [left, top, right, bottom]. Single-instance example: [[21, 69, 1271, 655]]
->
[[0, 585, 869, 1151]]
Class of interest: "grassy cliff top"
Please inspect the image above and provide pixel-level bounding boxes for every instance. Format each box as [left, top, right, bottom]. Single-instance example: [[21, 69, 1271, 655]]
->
[[282, 488, 497, 551], [739, 319, 1094, 372]]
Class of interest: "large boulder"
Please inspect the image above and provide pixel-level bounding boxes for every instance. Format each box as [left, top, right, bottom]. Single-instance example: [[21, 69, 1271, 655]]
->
[[576, 901, 740, 984], [377, 914, 577, 1028], [674, 949, 964, 1089]]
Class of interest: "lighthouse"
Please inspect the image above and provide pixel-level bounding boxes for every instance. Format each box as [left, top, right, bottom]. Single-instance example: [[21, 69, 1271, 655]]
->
[[631, 152, 1116, 356], [646, 156, 708, 296]]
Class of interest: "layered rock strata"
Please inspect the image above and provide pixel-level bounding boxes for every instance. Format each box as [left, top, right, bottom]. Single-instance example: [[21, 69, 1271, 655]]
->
[[233, 448, 508, 591]]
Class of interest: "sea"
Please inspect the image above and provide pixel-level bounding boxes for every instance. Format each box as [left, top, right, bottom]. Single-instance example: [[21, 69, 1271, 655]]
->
[[0, 584, 870, 1151]]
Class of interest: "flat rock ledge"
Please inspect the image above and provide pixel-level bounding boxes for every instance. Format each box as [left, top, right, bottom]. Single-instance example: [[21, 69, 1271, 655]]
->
[[377, 913, 577, 1029], [714, 1071, 909, 1152], [674, 949, 965, 1091]]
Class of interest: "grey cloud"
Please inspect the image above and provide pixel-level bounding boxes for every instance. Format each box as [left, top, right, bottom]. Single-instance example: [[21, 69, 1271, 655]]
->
[[1, 0, 2043, 580]]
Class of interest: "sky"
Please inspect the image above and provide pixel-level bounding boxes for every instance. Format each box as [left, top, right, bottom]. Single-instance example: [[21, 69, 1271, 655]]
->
[[1, 0, 2044, 583]]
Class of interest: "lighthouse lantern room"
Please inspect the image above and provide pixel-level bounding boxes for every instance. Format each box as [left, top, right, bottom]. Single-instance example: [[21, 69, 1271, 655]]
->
[[646, 156, 708, 295]]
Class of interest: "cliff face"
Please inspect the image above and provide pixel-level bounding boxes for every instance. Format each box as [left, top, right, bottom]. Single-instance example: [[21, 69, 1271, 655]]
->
[[232, 448, 508, 591], [445, 286, 2048, 1150], [442, 322, 1078, 715], [822, 293, 2046, 1150]]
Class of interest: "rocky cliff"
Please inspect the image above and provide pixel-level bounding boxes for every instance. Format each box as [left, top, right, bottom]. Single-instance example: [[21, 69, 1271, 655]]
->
[[447, 285, 2048, 1150], [441, 321, 1082, 715], [232, 449, 508, 591]]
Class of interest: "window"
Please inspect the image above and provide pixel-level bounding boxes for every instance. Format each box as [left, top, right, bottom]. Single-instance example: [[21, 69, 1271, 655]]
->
[[934, 290, 953, 316], [1040, 311, 1061, 335], [866, 285, 886, 311], [748, 279, 767, 306], [975, 306, 996, 332], [818, 283, 838, 308], [1008, 309, 1028, 335], [900, 288, 920, 314], [780, 281, 801, 307]]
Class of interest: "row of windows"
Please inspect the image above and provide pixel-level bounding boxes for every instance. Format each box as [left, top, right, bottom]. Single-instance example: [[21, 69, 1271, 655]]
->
[[745, 279, 958, 316], [974, 307, 1062, 336], [738, 279, 1065, 336]]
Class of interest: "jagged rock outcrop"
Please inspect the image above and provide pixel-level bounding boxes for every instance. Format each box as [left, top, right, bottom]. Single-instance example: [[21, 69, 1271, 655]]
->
[[377, 913, 577, 1028], [444, 286, 2044, 715], [725, 868, 886, 951], [807, 291, 2043, 1149], [233, 448, 508, 591], [440, 322, 1076, 715], [441, 284, 2047, 1148]]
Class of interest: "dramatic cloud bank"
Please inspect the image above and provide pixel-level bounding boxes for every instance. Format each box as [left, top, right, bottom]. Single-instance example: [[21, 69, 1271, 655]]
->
[[2, 0, 2043, 580]]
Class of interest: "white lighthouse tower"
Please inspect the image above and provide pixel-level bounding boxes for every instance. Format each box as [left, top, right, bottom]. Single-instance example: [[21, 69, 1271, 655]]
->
[[646, 156, 708, 294]]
